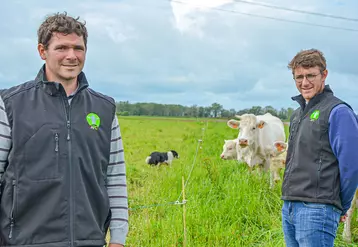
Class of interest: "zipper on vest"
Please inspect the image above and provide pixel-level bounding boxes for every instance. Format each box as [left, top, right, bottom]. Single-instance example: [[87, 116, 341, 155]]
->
[[67, 115, 74, 247], [9, 180, 16, 239], [60, 94, 74, 247]]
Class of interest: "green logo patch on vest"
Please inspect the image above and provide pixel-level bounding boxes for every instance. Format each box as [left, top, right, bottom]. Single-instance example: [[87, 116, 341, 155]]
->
[[86, 113, 101, 130], [310, 110, 320, 121]]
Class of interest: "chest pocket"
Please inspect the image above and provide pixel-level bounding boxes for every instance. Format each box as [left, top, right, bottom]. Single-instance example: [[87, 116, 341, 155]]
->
[[24, 124, 62, 181]]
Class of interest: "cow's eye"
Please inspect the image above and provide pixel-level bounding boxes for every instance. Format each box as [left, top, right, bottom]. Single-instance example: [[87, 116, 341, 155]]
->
[[252, 127, 256, 130]]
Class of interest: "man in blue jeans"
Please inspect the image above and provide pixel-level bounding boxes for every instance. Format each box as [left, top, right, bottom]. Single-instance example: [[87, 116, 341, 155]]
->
[[281, 49, 358, 246]]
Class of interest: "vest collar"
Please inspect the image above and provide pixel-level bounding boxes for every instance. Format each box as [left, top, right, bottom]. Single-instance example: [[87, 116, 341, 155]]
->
[[291, 85, 334, 112], [34, 64, 89, 97]]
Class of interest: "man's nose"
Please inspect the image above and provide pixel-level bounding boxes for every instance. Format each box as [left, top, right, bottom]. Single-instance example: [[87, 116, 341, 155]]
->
[[302, 76, 310, 85], [66, 48, 77, 60]]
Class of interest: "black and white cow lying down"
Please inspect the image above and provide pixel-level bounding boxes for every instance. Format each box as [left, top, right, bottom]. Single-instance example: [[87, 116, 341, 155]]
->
[[145, 150, 179, 166]]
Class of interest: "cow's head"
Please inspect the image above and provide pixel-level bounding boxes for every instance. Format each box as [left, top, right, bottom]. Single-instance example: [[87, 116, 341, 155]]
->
[[220, 139, 237, 160], [227, 114, 266, 148]]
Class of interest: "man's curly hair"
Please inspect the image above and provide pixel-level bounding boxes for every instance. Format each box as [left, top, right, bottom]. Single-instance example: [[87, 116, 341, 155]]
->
[[37, 11, 88, 49], [288, 49, 327, 74]]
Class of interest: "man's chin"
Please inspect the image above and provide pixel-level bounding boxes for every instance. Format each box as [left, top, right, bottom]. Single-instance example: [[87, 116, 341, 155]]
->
[[61, 72, 80, 81], [302, 93, 314, 101]]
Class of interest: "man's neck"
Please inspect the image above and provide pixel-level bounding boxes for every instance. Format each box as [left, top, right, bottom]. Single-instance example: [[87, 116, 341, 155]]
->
[[46, 74, 78, 96], [43, 65, 80, 96], [60, 80, 78, 97]]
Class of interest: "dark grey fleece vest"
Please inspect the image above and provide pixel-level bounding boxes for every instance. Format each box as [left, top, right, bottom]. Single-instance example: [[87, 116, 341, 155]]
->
[[282, 85, 350, 211]]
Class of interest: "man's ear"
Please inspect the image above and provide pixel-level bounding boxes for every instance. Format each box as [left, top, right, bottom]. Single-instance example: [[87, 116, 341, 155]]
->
[[322, 69, 328, 80], [38, 43, 47, 60], [257, 120, 266, 129], [227, 119, 240, 129]]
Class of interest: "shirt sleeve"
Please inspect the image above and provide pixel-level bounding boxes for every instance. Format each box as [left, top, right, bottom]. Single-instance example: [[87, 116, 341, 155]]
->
[[328, 104, 358, 215], [106, 114, 129, 245], [0, 95, 12, 181]]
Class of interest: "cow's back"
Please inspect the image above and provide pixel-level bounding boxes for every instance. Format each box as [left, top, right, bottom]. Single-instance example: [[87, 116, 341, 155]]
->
[[257, 114, 286, 151]]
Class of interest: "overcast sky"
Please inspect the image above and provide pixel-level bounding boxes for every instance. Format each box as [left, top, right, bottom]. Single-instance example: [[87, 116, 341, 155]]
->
[[1, 0, 358, 112]]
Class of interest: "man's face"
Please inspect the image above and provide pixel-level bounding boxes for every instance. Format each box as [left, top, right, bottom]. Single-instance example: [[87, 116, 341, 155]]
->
[[293, 66, 327, 102], [38, 32, 86, 83]]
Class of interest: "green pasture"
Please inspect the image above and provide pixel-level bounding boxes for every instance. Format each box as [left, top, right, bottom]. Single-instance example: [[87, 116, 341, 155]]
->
[[106, 116, 357, 247]]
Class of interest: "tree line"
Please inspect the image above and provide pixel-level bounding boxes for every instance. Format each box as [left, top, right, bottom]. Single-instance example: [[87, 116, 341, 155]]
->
[[116, 101, 295, 120]]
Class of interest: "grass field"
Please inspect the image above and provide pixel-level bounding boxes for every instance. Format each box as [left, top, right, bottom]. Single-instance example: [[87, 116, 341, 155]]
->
[[108, 116, 357, 247]]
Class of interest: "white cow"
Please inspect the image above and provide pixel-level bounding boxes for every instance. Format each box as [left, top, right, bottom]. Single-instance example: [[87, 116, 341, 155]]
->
[[220, 139, 238, 160], [343, 188, 358, 243], [227, 113, 286, 187], [269, 141, 288, 185], [220, 139, 248, 164]]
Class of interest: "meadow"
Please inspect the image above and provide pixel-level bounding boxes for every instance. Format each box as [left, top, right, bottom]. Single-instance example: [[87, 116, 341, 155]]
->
[[110, 116, 357, 247]]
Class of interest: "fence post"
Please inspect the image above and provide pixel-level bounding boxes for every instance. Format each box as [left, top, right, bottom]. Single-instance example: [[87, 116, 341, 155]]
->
[[182, 176, 187, 247]]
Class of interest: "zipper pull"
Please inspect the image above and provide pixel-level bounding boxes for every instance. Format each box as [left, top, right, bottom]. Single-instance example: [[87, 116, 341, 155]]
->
[[318, 158, 322, 171], [67, 121, 70, 141], [8, 218, 14, 239], [55, 133, 59, 152]]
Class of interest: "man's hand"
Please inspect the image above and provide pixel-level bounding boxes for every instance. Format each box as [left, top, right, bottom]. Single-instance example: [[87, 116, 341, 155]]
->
[[340, 214, 347, 223], [108, 244, 124, 247]]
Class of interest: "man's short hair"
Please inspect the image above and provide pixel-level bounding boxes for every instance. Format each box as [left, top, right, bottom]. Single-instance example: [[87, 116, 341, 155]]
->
[[288, 49, 327, 74], [37, 11, 88, 49]]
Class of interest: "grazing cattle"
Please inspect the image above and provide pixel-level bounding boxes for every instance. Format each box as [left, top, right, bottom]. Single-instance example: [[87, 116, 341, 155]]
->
[[220, 139, 238, 160], [227, 113, 286, 187], [269, 141, 288, 185], [220, 139, 250, 165], [145, 150, 179, 166], [343, 188, 358, 243]]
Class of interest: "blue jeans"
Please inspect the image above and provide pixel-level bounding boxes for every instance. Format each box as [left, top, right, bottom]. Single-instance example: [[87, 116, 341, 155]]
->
[[282, 201, 342, 247]]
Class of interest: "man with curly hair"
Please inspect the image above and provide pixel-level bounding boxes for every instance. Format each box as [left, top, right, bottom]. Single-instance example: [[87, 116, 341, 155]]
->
[[0, 12, 128, 247]]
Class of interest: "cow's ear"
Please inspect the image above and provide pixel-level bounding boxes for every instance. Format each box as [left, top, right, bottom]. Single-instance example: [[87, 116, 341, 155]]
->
[[227, 119, 240, 129], [257, 120, 266, 129], [274, 141, 287, 153]]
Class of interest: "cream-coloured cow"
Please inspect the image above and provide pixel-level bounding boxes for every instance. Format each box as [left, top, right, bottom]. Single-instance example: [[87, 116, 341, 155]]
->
[[228, 113, 286, 188], [343, 188, 358, 243], [220, 139, 238, 160], [269, 141, 288, 187], [220, 139, 248, 165]]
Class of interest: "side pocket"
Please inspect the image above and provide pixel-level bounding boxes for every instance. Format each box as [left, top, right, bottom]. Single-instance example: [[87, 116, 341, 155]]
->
[[24, 127, 61, 181], [8, 180, 16, 239], [315, 156, 322, 197]]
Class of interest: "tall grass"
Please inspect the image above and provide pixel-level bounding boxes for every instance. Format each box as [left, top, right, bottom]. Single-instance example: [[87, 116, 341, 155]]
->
[[107, 116, 357, 247]]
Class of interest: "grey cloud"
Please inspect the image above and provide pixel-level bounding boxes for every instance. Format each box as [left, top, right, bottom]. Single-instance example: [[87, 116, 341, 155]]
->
[[1, 0, 358, 112]]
